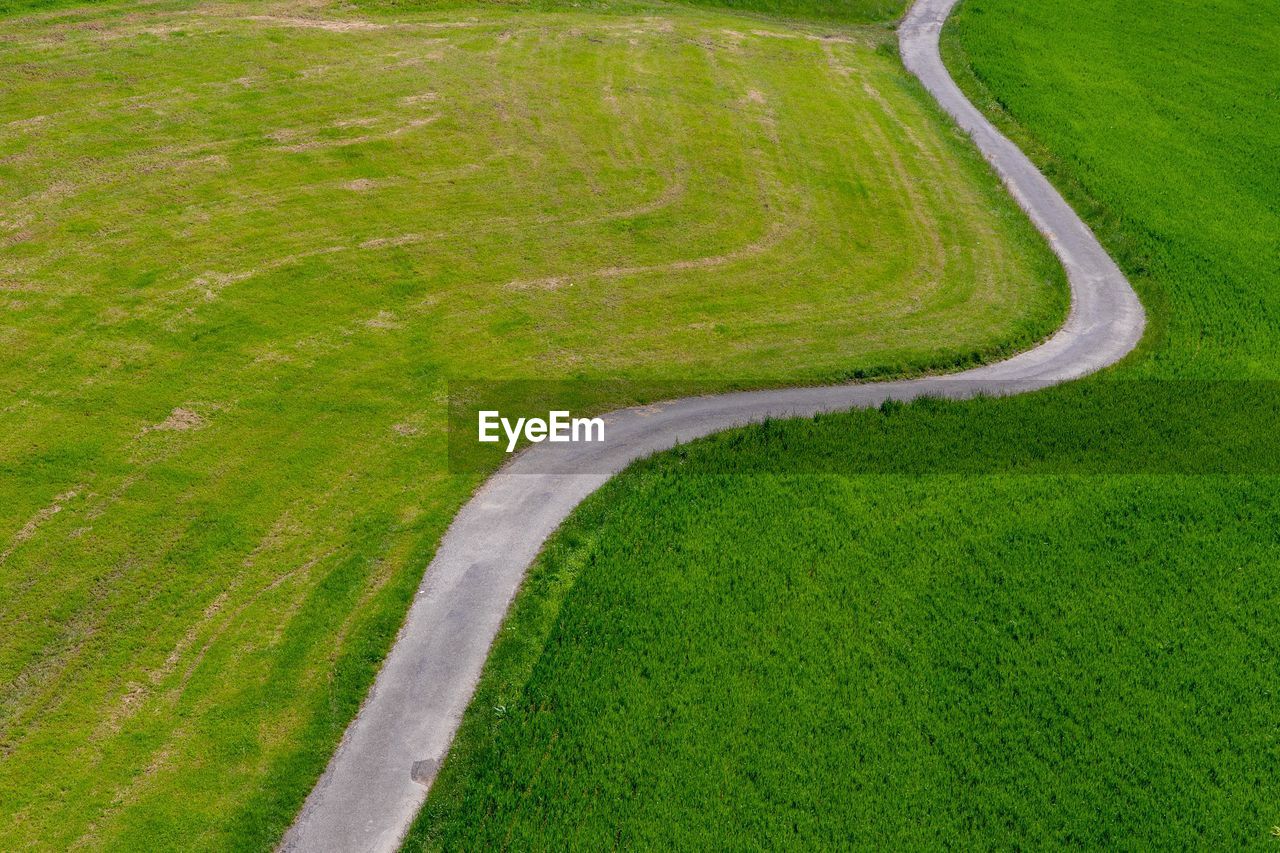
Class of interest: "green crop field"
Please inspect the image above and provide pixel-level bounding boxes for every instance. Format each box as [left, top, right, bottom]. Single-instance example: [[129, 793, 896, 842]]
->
[[0, 0, 1074, 848], [410, 0, 1280, 848]]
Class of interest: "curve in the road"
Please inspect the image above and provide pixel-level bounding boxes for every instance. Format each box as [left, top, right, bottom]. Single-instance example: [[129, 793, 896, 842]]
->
[[281, 0, 1145, 849]]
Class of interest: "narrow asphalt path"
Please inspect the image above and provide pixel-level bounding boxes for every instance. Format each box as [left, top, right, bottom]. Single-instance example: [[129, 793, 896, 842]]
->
[[281, 0, 1145, 848]]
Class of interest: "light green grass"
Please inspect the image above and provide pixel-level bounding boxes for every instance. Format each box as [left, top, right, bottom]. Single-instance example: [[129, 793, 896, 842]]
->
[[407, 0, 1280, 847], [0, 0, 1065, 848], [2, 0, 904, 24], [356, 0, 906, 25]]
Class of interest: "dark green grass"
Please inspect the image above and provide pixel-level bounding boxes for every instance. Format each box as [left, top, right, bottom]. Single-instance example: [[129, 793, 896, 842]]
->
[[943, 0, 1280, 377], [411, 392, 1280, 848], [416, 475, 1280, 847], [408, 0, 1280, 846]]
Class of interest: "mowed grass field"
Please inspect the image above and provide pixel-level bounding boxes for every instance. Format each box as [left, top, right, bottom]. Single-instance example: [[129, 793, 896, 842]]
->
[[409, 0, 1280, 847], [0, 0, 1071, 847]]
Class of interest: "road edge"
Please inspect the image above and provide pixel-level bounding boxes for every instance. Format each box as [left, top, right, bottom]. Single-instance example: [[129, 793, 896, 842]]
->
[[281, 0, 1145, 849]]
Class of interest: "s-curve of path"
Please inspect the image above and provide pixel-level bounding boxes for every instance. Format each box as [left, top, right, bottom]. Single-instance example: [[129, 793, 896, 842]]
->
[[281, 0, 1145, 849]]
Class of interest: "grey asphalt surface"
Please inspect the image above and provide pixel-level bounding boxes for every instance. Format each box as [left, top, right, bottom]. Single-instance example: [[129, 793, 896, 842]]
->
[[280, 0, 1146, 848]]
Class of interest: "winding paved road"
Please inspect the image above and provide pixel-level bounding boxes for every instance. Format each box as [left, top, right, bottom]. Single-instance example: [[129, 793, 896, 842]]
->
[[281, 0, 1145, 848]]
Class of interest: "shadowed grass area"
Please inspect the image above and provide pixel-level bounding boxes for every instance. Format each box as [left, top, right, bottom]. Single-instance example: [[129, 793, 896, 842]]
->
[[0, 0, 1064, 848], [407, 0, 1280, 846]]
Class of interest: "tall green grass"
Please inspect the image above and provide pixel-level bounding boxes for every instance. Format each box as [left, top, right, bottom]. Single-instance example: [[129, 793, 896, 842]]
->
[[944, 0, 1280, 377], [407, 0, 1280, 846]]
